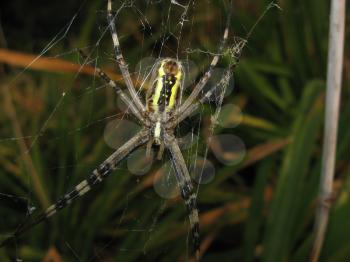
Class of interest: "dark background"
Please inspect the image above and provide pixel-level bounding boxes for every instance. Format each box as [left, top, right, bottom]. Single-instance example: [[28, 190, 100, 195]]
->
[[0, 0, 349, 261]]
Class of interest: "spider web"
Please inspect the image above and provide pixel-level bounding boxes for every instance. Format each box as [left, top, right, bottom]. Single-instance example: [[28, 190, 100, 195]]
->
[[0, 1, 279, 260]]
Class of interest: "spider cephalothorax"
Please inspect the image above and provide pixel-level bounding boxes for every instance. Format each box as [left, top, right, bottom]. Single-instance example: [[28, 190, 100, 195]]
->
[[0, 1, 233, 260]]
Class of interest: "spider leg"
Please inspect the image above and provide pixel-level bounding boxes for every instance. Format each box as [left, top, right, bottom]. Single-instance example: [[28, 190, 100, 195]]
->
[[165, 134, 200, 259], [177, 0, 233, 116], [107, 0, 146, 113], [79, 50, 144, 124], [156, 142, 165, 160], [0, 129, 149, 248], [167, 64, 237, 129]]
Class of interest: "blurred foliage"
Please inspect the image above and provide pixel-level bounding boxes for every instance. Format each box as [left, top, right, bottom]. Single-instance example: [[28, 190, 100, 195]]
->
[[0, 0, 349, 261]]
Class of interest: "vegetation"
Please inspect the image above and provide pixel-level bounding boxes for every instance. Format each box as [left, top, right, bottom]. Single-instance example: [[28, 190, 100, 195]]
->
[[0, 0, 349, 261]]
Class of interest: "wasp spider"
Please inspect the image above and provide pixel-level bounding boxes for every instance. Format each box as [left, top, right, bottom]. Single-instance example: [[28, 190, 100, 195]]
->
[[1, 0, 233, 259]]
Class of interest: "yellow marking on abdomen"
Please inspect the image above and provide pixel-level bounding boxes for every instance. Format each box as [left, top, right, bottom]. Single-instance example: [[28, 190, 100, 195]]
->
[[150, 59, 182, 113], [167, 69, 182, 110]]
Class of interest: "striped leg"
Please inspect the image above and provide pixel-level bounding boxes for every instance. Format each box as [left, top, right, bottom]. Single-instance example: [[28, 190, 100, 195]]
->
[[165, 134, 200, 259], [176, 0, 233, 116], [79, 50, 144, 124], [0, 129, 149, 247], [107, 0, 146, 113], [169, 68, 234, 128]]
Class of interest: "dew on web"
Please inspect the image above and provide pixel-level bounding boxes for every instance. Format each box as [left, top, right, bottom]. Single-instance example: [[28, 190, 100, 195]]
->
[[153, 162, 180, 199], [203, 68, 235, 99], [127, 148, 154, 176], [210, 134, 246, 166], [217, 104, 243, 128], [104, 119, 141, 150], [190, 156, 215, 184]]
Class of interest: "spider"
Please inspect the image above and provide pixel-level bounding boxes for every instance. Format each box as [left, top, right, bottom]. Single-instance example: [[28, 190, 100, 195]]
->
[[1, 0, 233, 259]]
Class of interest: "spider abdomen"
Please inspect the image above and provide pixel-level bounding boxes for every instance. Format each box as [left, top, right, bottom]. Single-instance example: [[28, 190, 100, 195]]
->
[[147, 59, 182, 113]]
